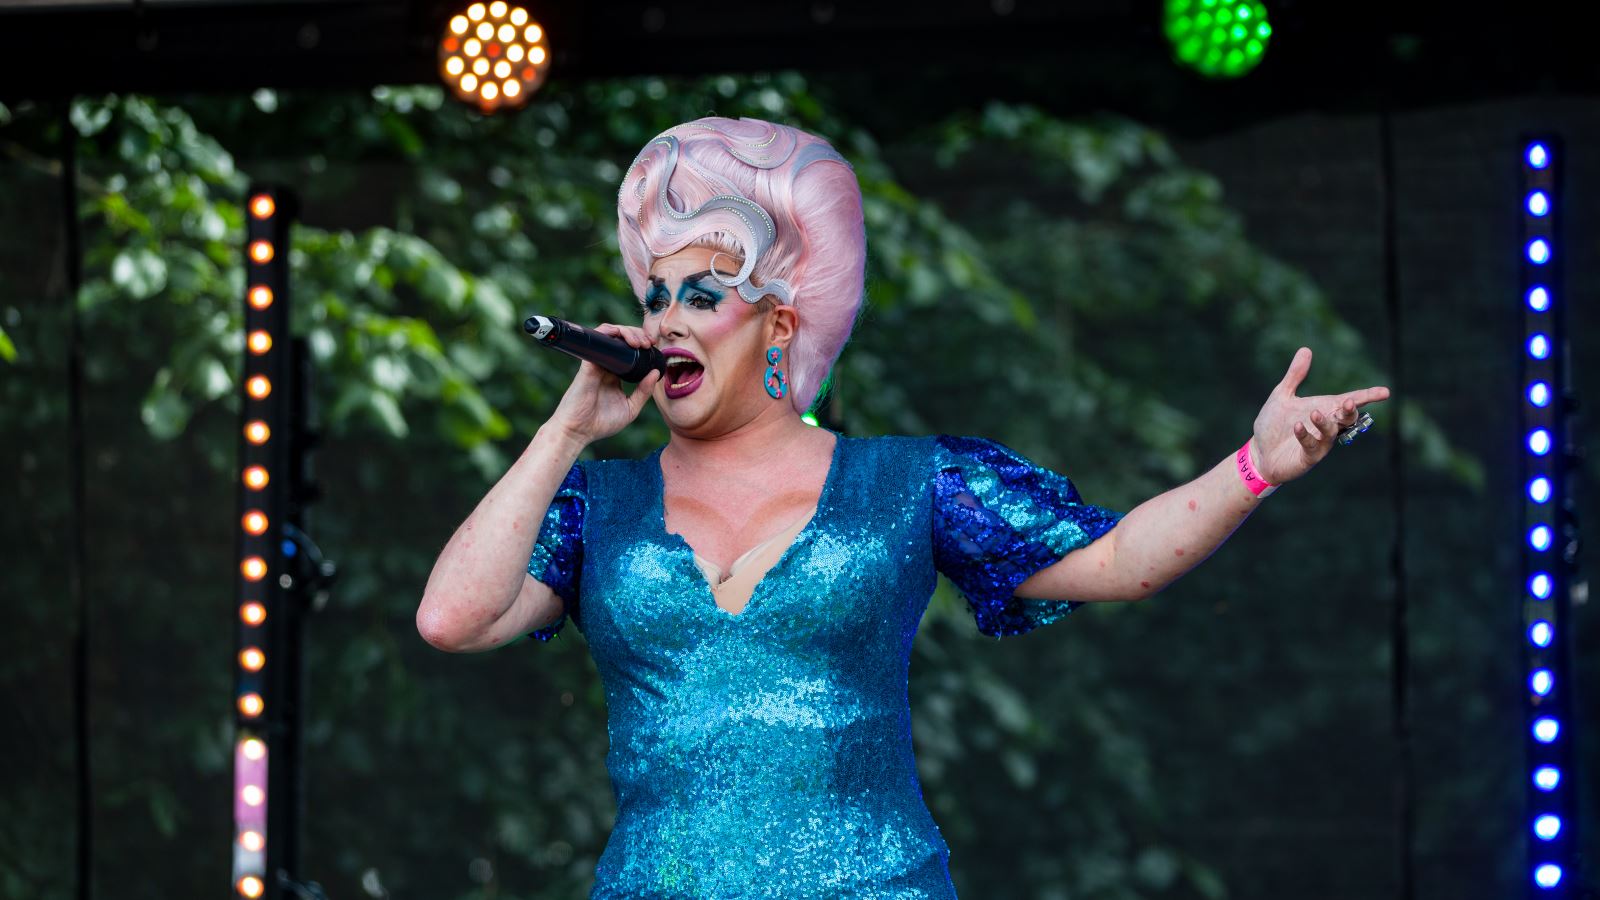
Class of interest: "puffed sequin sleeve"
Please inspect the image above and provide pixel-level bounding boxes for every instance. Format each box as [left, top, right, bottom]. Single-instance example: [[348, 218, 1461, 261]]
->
[[524, 461, 585, 642], [932, 434, 1124, 638]]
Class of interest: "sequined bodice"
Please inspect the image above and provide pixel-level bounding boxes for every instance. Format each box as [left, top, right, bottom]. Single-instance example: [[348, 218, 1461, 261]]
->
[[526, 433, 1123, 898]]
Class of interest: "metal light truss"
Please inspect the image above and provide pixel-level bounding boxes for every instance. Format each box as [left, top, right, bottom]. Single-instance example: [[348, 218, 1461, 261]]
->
[[1518, 137, 1579, 898]]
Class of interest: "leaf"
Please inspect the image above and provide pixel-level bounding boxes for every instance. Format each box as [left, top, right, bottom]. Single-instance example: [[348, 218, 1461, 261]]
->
[[0, 326, 14, 363], [140, 368, 191, 439], [368, 391, 409, 438], [110, 247, 168, 299]]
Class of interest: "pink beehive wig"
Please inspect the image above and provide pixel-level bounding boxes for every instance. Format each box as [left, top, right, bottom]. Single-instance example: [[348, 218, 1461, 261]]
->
[[616, 116, 867, 414]]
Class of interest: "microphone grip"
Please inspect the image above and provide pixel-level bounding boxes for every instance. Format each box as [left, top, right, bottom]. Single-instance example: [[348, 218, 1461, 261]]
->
[[523, 315, 665, 383]]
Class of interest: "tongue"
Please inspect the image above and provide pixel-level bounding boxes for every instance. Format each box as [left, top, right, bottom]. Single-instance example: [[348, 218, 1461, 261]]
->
[[672, 364, 704, 383]]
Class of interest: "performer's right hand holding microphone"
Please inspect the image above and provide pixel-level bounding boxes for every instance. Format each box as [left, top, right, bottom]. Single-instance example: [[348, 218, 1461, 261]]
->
[[417, 319, 659, 653], [543, 321, 663, 446]]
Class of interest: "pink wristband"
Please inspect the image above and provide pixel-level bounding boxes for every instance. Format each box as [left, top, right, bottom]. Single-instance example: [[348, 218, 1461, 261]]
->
[[1236, 438, 1277, 498]]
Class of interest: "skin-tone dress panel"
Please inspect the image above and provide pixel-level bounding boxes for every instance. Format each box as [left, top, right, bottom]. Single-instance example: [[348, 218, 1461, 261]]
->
[[688, 507, 818, 615]]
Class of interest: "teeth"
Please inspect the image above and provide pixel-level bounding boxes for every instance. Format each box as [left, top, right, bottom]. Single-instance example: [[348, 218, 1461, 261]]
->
[[666, 357, 697, 370]]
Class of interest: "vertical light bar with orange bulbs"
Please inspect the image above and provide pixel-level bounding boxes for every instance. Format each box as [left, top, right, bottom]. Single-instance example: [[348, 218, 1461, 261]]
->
[[233, 185, 291, 900]]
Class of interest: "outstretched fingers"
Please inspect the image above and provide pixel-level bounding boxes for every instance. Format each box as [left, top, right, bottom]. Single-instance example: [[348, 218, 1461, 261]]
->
[[1278, 347, 1313, 397]]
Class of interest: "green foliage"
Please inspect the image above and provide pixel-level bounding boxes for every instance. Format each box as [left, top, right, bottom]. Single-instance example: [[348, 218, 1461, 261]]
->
[[0, 74, 1477, 900]]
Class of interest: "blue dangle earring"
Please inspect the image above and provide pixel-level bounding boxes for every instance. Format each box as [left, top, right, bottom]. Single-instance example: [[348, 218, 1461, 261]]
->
[[763, 345, 787, 400]]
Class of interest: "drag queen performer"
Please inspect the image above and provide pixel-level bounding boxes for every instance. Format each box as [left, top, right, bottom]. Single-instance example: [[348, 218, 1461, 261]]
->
[[418, 117, 1390, 897]]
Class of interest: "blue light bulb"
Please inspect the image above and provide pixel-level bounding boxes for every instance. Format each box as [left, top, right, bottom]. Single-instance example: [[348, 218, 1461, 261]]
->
[[1527, 239, 1551, 264], [1535, 815, 1562, 840], [1535, 863, 1563, 887], [1529, 334, 1550, 359], [1533, 717, 1559, 743], [1528, 477, 1552, 503], [1530, 669, 1553, 695], [1527, 143, 1549, 169], [1533, 766, 1561, 790], [1529, 525, 1552, 551], [1527, 191, 1550, 216], [1530, 573, 1552, 599], [1527, 286, 1550, 311], [1528, 382, 1551, 407], [1530, 621, 1553, 647], [1528, 429, 1551, 456]]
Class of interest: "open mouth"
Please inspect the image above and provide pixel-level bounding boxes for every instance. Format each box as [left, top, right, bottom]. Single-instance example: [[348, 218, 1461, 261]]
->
[[663, 356, 705, 399]]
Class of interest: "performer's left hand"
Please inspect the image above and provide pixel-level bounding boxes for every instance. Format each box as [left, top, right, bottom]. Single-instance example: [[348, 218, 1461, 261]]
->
[[1249, 347, 1392, 486]]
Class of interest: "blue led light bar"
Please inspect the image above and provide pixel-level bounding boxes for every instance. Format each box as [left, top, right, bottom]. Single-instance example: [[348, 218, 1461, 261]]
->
[[1518, 136, 1576, 899]]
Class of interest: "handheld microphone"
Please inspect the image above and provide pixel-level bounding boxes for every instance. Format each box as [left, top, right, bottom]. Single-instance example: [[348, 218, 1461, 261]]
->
[[522, 315, 665, 383]]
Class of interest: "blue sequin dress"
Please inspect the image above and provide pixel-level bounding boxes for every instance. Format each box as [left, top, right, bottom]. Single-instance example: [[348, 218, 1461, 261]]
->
[[526, 432, 1123, 898]]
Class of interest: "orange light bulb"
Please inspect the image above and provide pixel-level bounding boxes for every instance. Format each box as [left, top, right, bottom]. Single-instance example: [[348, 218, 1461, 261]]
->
[[248, 286, 273, 309], [249, 241, 273, 263], [510, 6, 528, 25], [243, 466, 269, 489], [249, 194, 275, 219], [489, 1, 507, 16], [240, 647, 265, 671], [529, 46, 546, 64], [241, 557, 267, 581], [524, 24, 542, 42], [242, 509, 268, 533], [247, 330, 272, 354], [246, 376, 271, 399], [240, 737, 266, 759], [238, 694, 264, 717], [240, 830, 265, 852], [238, 876, 264, 899], [467, 2, 485, 20], [241, 602, 266, 625], [244, 421, 269, 445], [449, 15, 468, 34]]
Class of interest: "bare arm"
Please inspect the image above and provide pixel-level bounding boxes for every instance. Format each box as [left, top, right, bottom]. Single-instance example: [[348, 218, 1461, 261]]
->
[[416, 425, 586, 652], [1017, 347, 1391, 604], [416, 322, 664, 653], [1014, 444, 1260, 603]]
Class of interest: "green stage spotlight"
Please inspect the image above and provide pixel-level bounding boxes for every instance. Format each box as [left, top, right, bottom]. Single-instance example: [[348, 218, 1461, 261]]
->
[[1165, 0, 1272, 79]]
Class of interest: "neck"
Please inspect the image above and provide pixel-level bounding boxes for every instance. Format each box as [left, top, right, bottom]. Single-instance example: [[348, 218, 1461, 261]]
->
[[664, 405, 820, 474]]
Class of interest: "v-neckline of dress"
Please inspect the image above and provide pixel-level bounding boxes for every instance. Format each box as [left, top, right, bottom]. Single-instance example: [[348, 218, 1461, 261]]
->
[[651, 430, 844, 619]]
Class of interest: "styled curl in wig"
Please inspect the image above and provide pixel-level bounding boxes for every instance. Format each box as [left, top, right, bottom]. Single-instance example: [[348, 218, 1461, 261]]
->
[[617, 116, 867, 414]]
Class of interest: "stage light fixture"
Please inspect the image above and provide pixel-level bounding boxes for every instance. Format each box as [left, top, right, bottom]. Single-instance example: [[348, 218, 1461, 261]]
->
[[1164, 0, 1270, 79], [439, 2, 551, 113]]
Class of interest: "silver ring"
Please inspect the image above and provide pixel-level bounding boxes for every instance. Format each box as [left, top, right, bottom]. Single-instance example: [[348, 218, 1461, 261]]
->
[[1337, 412, 1374, 446]]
